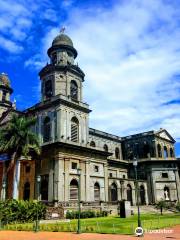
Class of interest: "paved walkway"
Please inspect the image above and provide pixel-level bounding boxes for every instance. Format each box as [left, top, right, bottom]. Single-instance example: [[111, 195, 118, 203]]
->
[[0, 225, 179, 240]]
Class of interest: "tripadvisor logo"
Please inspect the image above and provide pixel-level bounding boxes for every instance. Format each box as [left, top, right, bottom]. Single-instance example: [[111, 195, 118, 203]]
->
[[135, 227, 144, 236]]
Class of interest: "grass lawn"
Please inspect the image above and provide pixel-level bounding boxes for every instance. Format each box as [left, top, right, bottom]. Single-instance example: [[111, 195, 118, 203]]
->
[[3, 213, 180, 235]]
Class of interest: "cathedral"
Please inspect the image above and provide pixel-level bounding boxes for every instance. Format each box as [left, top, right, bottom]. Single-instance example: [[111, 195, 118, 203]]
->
[[0, 31, 180, 210]]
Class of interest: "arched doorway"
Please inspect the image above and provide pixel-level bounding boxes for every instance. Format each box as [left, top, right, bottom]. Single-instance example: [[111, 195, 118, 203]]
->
[[23, 182, 30, 200], [110, 183, 117, 201], [94, 182, 100, 201], [164, 186, 170, 200], [127, 184, 133, 205], [41, 175, 49, 200], [140, 185, 146, 205], [70, 179, 78, 200]]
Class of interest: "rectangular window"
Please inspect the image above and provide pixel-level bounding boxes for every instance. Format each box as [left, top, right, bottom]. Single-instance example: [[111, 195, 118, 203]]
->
[[25, 165, 31, 173], [162, 172, 168, 178], [94, 165, 99, 172], [109, 173, 113, 177], [72, 162, 77, 169]]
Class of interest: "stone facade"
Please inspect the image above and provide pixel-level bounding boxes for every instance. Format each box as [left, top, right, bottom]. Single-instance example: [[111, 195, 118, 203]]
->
[[0, 32, 180, 209]]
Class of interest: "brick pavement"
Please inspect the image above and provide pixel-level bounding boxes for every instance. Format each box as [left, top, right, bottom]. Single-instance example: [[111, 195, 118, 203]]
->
[[0, 225, 179, 240]]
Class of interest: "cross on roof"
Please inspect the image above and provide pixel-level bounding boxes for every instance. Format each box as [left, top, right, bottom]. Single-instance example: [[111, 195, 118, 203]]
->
[[60, 27, 66, 33]]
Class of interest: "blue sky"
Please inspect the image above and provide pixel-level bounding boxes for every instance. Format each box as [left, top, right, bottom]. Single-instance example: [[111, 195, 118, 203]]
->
[[0, 0, 180, 156]]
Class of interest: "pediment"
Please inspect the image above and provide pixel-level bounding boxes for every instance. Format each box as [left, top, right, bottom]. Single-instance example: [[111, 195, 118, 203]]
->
[[156, 129, 175, 143]]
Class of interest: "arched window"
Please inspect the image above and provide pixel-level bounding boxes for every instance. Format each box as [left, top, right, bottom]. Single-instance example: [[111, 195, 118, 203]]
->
[[70, 179, 78, 200], [23, 182, 30, 200], [94, 182, 100, 201], [110, 183, 117, 201], [71, 117, 79, 142], [90, 141, 96, 147], [103, 144, 108, 152], [43, 117, 51, 142], [157, 144, 162, 158], [115, 147, 120, 159], [70, 80, 78, 100], [170, 148, 174, 158], [45, 80, 53, 98], [164, 146, 168, 158]]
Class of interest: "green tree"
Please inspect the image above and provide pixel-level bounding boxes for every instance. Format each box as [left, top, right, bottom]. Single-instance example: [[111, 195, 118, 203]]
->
[[0, 114, 40, 173]]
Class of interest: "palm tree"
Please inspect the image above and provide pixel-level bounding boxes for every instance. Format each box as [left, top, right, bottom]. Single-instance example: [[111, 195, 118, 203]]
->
[[0, 114, 40, 198]]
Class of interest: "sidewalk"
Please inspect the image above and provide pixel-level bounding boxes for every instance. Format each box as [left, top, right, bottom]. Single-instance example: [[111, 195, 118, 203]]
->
[[0, 225, 179, 240]]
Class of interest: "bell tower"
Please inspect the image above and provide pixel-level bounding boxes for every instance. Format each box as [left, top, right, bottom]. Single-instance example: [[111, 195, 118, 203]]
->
[[0, 73, 13, 117], [38, 30, 91, 145], [39, 30, 84, 102]]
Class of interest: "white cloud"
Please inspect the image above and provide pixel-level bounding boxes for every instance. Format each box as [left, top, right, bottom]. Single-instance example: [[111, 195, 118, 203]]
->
[[24, 0, 180, 141], [0, 36, 23, 53], [0, 0, 57, 54], [65, 0, 180, 140]]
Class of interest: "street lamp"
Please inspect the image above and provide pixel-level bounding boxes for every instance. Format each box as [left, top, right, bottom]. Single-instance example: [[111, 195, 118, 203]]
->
[[133, 158, 141, 228], [35, 175, 41, 232], [77, 168, 81, 234]]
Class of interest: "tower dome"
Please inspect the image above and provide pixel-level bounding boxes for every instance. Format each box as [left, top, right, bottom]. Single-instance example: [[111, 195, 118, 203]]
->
[[0, 73, 10, 87], [47, 32, 77, 59], [52, 33, 73, 47]]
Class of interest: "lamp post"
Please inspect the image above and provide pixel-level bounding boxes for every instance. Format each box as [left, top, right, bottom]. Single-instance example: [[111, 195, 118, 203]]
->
[[77, 168, 81, 234], [133, 158, 141, 228], [35, 175, 41, 232]]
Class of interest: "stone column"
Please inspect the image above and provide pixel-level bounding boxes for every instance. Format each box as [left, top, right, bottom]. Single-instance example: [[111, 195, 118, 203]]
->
[[120, 180, 124, 200], [147, 170, 155, 203], [56, 156, 65, 202], [155, 142, 158, 158], [64, 158, 69, 201], [132, 184, 136, 206], [13, 160, 21, 199], [79, 160, 85, 201], [85, 160, 90, 201], [104, 164, 109, 202], [145, 186, 149, 205], [51, 112, 55, 141], [56, 110, 60, 141], [48, 168, 54, 202], [174, 169, 180, 202], [117, 186, 121, 201]]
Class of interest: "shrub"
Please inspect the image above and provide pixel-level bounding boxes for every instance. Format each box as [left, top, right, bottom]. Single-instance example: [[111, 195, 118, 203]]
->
[[66, 210, 108, 219], [0, 199, 46, 224]]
